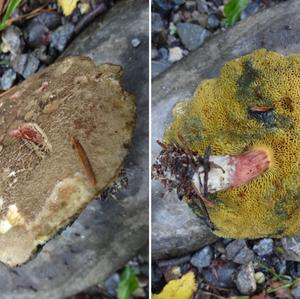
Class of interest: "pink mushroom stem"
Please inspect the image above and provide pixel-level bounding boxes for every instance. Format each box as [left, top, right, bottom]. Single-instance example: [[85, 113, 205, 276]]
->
[[193, 148, 271, 194]]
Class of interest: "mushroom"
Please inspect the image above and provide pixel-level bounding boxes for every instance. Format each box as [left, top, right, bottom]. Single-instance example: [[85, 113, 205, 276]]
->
[[153, 49, 300, 239], [0, 56, 135, 266]]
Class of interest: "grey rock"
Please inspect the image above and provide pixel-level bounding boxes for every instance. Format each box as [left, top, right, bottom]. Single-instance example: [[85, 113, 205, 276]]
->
[[172, 0, 185, 6], [176, 22, 210, 51], [191, 11, 208, 27], [191, 246, 213, 269], [152, 189, 217, 260], [25, 21, 50, 49], [104, 273, 120, 297], [51, 23, 75, 52], [207, 14, 220, 29], [185, 0, 196, 11], [1, 25, 24, 55], [0, 68, 16, 90], [152, 60, 172, 78], [131, 38, 141, 48], [203, 262, 237, 288], [153, 0, 172, 17], [12, 53, 40, 78], [196, 0, 209, 14], [282, 236, 300, 261], [152, 48, 159, 59], [226, 240, 254, 264], [236, 263, 257, 295], [0, 0, 149, 298], [152, 13, 164, 34], [37, 12, 62, 30], [158, 47, 169, 60], [253, 239, 274, 257], [292, 283, 300, 299]]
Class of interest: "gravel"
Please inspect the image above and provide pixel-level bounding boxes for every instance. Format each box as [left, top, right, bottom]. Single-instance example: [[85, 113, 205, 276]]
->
[[225, 240, 254, 265], [191, 245, 213, 269], [282, 236, 300, 261], [0, 68, 16, 90], [12, 53, 40, 79], [51, 23, 75, 52], [253, 238, 274, 256], [235, 262, 257, 295]]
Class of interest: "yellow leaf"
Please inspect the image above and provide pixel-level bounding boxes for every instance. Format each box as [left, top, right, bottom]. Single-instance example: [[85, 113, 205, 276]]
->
[[152, 271, 198, 299], [58, 0, 79, 16]]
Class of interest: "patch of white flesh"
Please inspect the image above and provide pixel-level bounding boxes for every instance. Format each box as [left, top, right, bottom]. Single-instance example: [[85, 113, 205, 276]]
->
[[192, 155, 237, 194]]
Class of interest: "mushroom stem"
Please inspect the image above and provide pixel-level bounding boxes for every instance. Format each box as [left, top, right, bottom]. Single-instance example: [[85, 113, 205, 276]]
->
[[193, 149, 271, 194]]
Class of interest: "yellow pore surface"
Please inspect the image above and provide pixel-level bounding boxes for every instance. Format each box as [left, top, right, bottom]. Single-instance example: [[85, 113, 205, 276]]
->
[[164, 49, 300, 238]]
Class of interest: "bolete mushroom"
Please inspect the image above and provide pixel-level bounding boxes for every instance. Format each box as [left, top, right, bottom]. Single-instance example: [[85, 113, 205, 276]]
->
[[0, 56, 135, 266], [153, 49, 300, 239]]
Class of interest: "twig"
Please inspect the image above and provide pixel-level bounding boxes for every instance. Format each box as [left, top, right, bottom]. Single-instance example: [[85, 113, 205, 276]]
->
[[157, 255, 191, 268], [75, 3, 107, 34]]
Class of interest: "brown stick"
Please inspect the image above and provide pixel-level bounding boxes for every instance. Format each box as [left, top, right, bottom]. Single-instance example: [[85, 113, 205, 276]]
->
[[72, 137, 97, 187]]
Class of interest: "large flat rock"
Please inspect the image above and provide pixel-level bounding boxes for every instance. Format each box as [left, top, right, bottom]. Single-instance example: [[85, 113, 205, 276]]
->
[[0, 0, 148, 298], [152, 0, 300, 259]]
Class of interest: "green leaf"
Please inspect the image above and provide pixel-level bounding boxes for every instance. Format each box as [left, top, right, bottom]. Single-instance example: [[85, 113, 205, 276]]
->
[[117, 266, 139, 299], [0, 0, 22, 31], [224, 0, 249, 27]]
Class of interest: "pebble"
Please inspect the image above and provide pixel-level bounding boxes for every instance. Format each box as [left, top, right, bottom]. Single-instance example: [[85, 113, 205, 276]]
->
[[158, 47, 169, 61], [191, 246, 213, 269], [12, 53, 40, 79], [225, 240, 254, 265], [176, 22, 210, 51], [282, 236, 300, 261], [291, 283, 300, 299], [131, 38, 141, 48], [172, 0, 185, 6], [287, 261, 300, 279], [196, 0, 209, 14], [151, 48, 159, 60], [191, 11, 208, 27], [153, 0, 172, 17], [203, 262, 237, 288], [0, 68, 16, 90], [253, 239, 274, 257], [25, 21, 50, 49], [168, 47, 184, 62], [152, 13, 164, 34], [104, 273, 120, 297], [1, 26, 24, 55], [51, 23, 75, 52], [36, 12, 62, 30], [207, 13, 220, 29], [185, 0, 197, 11], [235, 262, 257, 295]]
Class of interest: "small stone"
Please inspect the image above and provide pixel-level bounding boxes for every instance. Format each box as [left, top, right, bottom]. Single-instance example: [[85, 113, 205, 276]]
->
[[196, 0, 209, 14], [12, 54, 40, 79], [207, 14, 220, 29], [292, 283, 300, 299], [51, 23, 75, 52], [131, 38, 141, 48], [253, 239, 274, 257], [158, 48, 169, 61], [254, 271, 265, 284], [226, 240, 254, 265], [168, 47, 184, 62], [25, 21, 51, 49], [37, 12, 62, 30], [185, 0, 196, 11], [151, 48, 159, 60], [282, 236, 300, 261], [153, 0, 172, 17], [176, 22, 210, 51], [104, 273, 120, 297], [1, 26, 24, 55], [287, 261, 300, 279], [191, 246, 213, 269], [203, 262, 237, 288], [236, 262, 257, 295], [272, 256, 287, 275], [0, 69, 16, 90], [172, 0, 185, 5], [152, 13, 164, 34], [191, 11, 208, 27]]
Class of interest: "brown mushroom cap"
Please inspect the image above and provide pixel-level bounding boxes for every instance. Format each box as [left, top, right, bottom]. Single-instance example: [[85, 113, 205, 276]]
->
[[0, 56, 135, 266]]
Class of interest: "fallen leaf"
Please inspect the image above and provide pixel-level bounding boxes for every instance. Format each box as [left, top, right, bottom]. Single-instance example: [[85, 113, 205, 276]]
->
[[152, 271, 198, 299], [58, 0, 79, 16]]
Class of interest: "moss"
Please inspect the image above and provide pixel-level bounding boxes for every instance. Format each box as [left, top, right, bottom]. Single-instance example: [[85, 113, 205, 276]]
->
[[164, 49, 300, 238]]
